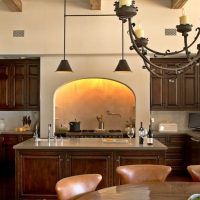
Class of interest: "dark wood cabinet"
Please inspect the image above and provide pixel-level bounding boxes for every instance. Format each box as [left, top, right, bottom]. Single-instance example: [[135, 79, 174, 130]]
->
[[151, 58, 199, 110], [0, 59, 40, 111], [0, 62, 11, 109], [27, 63, 40, 110], [66, 151, 113, 189], [186, 136, 200, 165], [16, 150, 64, 200], [15, 146, 166, 200], [154, 133, 188, 176], [0, 133, 33, 174]]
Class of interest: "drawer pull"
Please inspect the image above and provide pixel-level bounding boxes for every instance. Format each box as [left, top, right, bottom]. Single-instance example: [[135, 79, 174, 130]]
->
[[191, 137, 200, 142]]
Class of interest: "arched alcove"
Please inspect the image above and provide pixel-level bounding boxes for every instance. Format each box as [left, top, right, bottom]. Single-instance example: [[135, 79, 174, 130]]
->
[[54, 78, 136, 131]]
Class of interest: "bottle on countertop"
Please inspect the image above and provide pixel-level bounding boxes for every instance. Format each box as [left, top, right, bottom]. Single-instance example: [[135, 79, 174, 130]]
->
[[147, 124, 153, 145], [139, 122, 145, 144]]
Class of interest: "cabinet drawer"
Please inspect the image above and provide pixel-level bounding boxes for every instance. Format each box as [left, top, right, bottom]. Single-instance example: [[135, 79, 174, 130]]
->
[[3, 135, 19, 144], [168, 136, 185, 146], [167, 147, 184, 153], [166, 153, 184, 159], [166, 158, 184, 166], [154, 136, 167, 144]]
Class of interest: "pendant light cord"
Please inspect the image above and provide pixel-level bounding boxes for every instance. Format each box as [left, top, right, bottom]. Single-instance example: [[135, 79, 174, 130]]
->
[[64, 0, 66, 60], [122, 20, 124, 60]]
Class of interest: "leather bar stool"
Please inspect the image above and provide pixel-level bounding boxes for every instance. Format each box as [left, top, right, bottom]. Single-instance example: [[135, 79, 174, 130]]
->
[[55, 174, 102, 200], [187, 165, 200, 181], [116, 164, 172, 184]]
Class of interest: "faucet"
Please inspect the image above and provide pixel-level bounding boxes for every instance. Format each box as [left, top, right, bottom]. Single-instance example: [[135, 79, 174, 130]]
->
[[48, 124, 52, 140], [106, 110, 121, 117], [33, 125, 39, 141]]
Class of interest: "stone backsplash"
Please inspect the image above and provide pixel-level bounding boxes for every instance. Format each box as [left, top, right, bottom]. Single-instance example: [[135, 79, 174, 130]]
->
[[0, 111, 39, 131], [151, 111, 200, 131]]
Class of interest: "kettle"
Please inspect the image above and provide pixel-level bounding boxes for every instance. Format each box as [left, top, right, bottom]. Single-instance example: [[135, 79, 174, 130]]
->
[[69, 121, 80, 132]]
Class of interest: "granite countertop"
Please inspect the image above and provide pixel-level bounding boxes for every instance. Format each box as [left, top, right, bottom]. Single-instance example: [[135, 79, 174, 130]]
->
[[0, 130, 34, 135], [13, 138, 167, 150], [153, 130, 200, 139]]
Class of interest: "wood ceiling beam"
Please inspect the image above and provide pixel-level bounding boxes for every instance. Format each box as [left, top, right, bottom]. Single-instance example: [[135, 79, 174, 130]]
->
[[172, 0, 188, 9], [90, 0, 101, 10], [3, 0, 22, 12]]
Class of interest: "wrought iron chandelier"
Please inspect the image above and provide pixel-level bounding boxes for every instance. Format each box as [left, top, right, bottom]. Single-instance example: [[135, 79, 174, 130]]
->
[[114, 0, 200, 78]]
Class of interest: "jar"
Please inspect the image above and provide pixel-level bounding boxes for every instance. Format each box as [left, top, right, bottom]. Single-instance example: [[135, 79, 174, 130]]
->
[[0, 119, 5, 131]]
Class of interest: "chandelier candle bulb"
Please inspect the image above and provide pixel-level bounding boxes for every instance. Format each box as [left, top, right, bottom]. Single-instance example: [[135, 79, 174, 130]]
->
[[179, 8, 189, 24], [135, 26, 144, 38], [119, 0, 132, 7], [180, 15, 189, 24]]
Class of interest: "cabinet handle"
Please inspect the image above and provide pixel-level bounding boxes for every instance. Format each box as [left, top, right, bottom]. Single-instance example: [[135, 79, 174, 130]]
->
[[169, 79, 175, 83], [116, 159, 120, 163], [191, 137, 200, 142]]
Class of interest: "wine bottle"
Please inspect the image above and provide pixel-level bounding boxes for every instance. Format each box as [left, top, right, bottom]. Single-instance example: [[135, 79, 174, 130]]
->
[[139, 122, 144, 144], [147, 125, 153, 145]]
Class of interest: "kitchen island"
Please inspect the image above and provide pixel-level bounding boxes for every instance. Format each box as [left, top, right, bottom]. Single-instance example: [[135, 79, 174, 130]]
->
[[14, 138, 167, 200]]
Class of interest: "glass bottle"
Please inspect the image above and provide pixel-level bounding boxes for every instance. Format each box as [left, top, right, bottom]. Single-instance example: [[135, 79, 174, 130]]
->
[[147, 124, 153, 145], [139, 122, 144, 144]]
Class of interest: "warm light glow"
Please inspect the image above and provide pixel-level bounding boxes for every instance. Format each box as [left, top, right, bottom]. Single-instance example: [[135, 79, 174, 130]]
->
[[55, 78, 136, 130]]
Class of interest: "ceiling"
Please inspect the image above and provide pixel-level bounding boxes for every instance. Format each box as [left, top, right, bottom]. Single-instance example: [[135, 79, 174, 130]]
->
[[2, 0, 189, 12]]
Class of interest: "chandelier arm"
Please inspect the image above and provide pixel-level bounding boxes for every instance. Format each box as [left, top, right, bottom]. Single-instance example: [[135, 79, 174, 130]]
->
[[183, 28, 200, 54], [128, 19, 179, 71], [144, 28, 200, 56], [142, 61, 163, 78], [128, 19, 200, 56], [128, 18, 200, 72], [142, 60, 179, 79]]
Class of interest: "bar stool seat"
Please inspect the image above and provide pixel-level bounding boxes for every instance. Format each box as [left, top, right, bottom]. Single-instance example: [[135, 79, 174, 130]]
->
[[55, 174, 102, 200], [187, 165, 200, 182], [116, 164, 172, 184]]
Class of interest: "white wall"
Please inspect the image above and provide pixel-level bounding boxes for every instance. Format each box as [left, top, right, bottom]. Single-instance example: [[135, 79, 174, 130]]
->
[[0, 0, 199, 55], [40, 55, 150, 137], [0, 0, 199, 136]]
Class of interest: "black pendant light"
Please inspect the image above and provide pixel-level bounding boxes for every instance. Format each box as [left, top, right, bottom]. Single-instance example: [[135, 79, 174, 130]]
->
[[114, 20, 131, 72], [56, 0, 73, 72]]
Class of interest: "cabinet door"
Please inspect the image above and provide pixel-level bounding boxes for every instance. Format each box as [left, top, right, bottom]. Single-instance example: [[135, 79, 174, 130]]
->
[[16, 151, 64, 199], [0, 59, 40, 111], [0, 136, 3, 162], [27, 62, 40, 110], [151, 58, 198, 110], [186, 137, 200, 165], [164, 75, 181, 109], [0, 63, 11, 109], [66, 151, 113, 188], [12, 63, 26, 109], [2, 134, 21, 174], [182, 67, 198, 109], [150, 69, 163, 109]]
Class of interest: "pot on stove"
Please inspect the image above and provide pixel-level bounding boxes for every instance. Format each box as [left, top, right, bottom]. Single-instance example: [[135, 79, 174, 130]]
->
[[69, 120, 80, 132]]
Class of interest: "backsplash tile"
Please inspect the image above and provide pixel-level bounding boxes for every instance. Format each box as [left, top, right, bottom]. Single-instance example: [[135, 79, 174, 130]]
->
[[0, 111, 39, 131], [151, 111, 200, 131]]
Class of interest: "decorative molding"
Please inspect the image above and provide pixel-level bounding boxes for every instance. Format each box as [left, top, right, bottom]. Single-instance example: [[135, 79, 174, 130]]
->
[[172, 0, 188, 9], [3, 0, 22, 12], [90, 0, 101, 10]]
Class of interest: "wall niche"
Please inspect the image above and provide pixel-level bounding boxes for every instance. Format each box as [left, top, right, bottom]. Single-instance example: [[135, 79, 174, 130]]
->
[[54, 78, 136, 131]]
